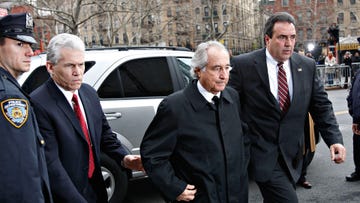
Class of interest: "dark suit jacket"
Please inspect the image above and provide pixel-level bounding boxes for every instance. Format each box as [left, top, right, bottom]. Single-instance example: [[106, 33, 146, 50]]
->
[[140, 80, 249, 203], [30, 79, 128, 203], [229, 48, 343, 183]]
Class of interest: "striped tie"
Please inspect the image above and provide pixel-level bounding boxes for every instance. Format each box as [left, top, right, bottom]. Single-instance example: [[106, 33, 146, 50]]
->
[[277, 62, 290, 113]]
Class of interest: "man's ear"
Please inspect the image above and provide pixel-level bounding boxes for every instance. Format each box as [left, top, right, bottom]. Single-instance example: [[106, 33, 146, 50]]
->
[[194, 67, 201, 78], [46, 61, 53, 76]]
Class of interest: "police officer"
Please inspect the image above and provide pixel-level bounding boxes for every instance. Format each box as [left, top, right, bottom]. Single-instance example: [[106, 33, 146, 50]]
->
[[0, 13, 52, 202]]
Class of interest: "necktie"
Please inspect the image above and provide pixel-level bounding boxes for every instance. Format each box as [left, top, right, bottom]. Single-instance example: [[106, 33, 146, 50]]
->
[[212, 96, 219, 110], [72, 94, 95, 178], [277, 62, 290, 113]]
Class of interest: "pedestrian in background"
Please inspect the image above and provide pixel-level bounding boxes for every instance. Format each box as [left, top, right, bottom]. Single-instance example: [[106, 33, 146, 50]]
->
[[343, 51, 352, 88], [30, 33, 143, 203], [0, 13, 52, 202], [229, 12, 345, 202], [346, 69, 360, 182], [141, 41, 249, 203], [325, 51, 337, 85]]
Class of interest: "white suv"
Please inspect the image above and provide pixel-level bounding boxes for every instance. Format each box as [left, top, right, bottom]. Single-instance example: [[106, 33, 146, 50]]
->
[[18, 47, 194, 202]]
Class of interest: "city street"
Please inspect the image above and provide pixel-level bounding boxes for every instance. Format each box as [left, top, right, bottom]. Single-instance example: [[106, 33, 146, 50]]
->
[[124, 88, 360, 203]]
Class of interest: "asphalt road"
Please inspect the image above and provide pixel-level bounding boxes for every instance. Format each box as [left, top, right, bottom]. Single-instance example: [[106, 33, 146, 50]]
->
[[124, 88, 360, 203]]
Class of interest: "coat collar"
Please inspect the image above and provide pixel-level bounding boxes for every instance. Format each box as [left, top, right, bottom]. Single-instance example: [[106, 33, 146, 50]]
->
[[46, 79, 92, 143], [252, 49, 304, 116], [184, 79, 234, 112]]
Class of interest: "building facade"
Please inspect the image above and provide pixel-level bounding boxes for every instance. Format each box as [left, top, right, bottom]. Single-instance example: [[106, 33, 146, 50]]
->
[[260, 0, 337, 56]]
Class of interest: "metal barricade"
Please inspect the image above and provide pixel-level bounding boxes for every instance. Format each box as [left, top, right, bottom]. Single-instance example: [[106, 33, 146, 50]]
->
[[316, 64, 350, 88]]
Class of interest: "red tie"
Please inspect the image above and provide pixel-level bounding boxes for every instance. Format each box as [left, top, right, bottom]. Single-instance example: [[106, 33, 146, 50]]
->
[[277, 62, 290, 113], [72, 94, 95, 178]]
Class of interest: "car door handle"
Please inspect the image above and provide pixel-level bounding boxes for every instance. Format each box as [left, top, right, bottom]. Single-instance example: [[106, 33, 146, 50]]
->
[[105, 112, 122, 120]]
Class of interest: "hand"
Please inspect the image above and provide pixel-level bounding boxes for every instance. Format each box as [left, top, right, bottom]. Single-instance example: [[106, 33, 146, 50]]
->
[[352, 124, 360, 135], [123, 155, 144, 171], [330, 143, 346, 164], [176, 184, 197, 202]]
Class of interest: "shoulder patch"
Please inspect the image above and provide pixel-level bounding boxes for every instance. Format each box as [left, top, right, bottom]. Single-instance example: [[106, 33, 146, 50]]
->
[[1, 99, 29, 128]]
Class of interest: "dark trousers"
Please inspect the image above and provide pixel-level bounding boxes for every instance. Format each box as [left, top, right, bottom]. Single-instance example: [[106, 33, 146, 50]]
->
[[256, 158, 298, 203], [353, 134, 360, 174]]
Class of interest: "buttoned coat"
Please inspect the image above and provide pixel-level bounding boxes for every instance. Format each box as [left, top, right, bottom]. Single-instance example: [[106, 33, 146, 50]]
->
[[30, 79, 128, 203], [228, 48, 343, 183], [0, 68, 52, 203], [140, 80, 249, 203]]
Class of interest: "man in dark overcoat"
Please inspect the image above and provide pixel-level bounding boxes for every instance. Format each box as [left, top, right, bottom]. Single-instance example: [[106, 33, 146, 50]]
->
[[141, 41, 249, 203]]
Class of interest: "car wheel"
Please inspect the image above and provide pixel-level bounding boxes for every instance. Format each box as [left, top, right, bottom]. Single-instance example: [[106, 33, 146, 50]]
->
[[100, 153, 128, 203]]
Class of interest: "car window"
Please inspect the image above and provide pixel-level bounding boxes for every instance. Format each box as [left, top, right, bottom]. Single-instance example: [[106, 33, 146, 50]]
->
[[22, 61, 95, 94], [98, 57, 173, 98], [22, 65, 49, 94], [176, 57, 193, 85]]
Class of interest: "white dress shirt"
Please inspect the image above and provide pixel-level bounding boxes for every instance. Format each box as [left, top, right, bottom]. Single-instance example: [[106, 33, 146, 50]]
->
[[197, 81, 221, 104], [266, 49, 293, 102], [55, 83, 89, 126]]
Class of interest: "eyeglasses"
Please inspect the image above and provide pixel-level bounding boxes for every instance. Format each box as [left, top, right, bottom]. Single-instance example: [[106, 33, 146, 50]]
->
[[205, 65, 232, 74]]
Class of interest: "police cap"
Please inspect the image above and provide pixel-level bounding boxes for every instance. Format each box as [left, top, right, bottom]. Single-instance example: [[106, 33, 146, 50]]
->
[[0, 13, 37, 44]]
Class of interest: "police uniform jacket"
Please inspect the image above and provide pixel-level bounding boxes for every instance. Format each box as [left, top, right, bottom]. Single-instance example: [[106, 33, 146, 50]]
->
[[0, 68, 52, 203]]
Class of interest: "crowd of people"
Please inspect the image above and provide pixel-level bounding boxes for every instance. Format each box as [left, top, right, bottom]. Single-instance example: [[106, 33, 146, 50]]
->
[[1, 11, 357, 203]]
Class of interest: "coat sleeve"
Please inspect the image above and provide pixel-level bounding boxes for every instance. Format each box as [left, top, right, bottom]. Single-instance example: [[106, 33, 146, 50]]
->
[[32, 100, 87, 203], [140, 98, 187, 201], [308, 61, 343, 147]]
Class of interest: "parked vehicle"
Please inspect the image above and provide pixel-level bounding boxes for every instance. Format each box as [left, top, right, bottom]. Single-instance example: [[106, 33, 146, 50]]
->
[[18, 46, 194, 202]]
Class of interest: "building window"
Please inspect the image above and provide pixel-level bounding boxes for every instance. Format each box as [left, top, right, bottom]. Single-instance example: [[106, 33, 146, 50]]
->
[[339, 30, 344, 37], [132, 32, 136, 44], [320, 27, 327, 40], [350, 0, 356, 4], [132, 17, 136, 27], [204, 7, 209, 17], [306, 28, 312, 40], [168, 23, 173, 33], [176, 7, 181, 17], [205, 24, 210, 31], [196, 25, 201, 34], [214, 23, 218, 33], [297, 29, 304, 41], [195, 8, 200, 15], [306, 10, 311, 19], [337, 13, 344, 24], [282, 0, 289, 6], [213, 6, 218, 16], [319, 11, 326, 23], [351, 29, 358, 36], [222, 4, 227, 15], [296, 0, 302, 5], [350, 12, 357, 23], [337, 0, 343, 5], [297, 13, 303, 23], [167, 7, 172, 17], [123, 33, 128, 44]]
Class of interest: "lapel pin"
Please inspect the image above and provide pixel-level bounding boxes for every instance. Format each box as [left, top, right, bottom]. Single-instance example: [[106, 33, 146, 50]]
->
[[298, 68, 302, 71]]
